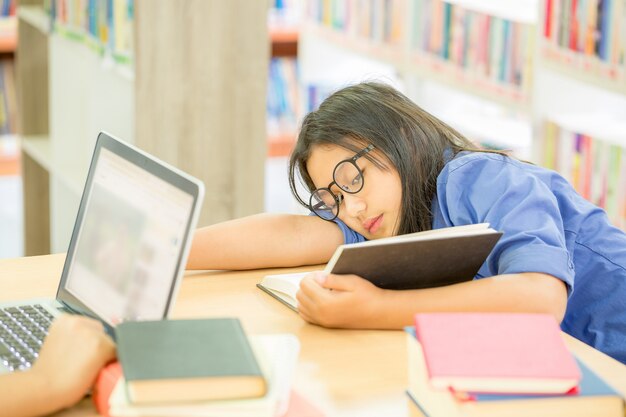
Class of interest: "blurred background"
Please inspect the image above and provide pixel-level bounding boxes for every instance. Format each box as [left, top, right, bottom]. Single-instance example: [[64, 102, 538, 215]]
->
[[1, 0, 625, 259]]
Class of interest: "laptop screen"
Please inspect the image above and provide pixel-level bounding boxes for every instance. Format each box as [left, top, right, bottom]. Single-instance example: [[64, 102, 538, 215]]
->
[[56, 133, 203, 328]]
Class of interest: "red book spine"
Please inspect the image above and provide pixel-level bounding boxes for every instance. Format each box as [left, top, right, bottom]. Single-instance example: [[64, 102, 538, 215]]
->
[[545, 0, 553, 38], [570, 0, 579, 50]]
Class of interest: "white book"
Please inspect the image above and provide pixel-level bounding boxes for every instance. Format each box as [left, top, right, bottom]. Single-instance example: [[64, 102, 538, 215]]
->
[[257, 223, 502, 311], [109, 334, 300, 417]]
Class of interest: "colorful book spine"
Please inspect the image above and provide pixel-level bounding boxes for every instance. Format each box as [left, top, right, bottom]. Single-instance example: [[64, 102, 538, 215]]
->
[[267, 57, 301, 139], [542, 0, 625, 81], [0, 59, 16, 135], [307, 0, 407, 46], [49, 0, 133, 64], [540, 120, 626, 230], [306, 0, 533, 101], [412, 1, 534, 92]]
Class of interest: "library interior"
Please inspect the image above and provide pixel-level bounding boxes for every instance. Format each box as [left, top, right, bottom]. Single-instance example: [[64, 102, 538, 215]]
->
[[0, 0, 626, 417]]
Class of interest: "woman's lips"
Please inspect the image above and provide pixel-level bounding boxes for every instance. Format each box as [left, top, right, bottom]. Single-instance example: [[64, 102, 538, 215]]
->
[[364, 214, 383, 234]]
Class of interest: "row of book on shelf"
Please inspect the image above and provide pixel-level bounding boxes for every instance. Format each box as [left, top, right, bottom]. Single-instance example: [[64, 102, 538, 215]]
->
[[542, 0, 626, 84], [46, 0, 134, 64], [0, 58, 16, 136], [0, 0, 13, 18], [406, 312, 624, 417], [306, 0, 534, 91], [307, 0, 408, 45], [306, 0, 626, 92], [412, 0, 534, 89], [267, 56, 337, 151], [540, 117, 626, 230], [544, 0, 626, 64], [268, 58, 301, 140]]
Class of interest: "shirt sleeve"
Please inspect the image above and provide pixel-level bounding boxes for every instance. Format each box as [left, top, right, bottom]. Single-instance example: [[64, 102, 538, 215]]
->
[[437, 154, 575, 293], [308, 212, 366, 244]]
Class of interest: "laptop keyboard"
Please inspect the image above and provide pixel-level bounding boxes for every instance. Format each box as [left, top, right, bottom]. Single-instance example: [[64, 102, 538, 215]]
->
[[0, 305, 55, 371]]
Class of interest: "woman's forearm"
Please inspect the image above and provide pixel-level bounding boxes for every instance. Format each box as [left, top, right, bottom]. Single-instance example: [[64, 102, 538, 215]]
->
[[0, 370, 62, 417], [186, 213, 343, 270], [373, 272, 568, 329]]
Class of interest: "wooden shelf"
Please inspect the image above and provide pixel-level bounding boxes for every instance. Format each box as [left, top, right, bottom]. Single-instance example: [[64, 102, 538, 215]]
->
[[305, 23, 404, 68], [540, 44, 626, 96], [0, 15, 17, 53], [548, 113, 626, 148], [17, 6, 49, 35], [0, 134, 19, 176], [0, 154, 18, 175], [17, 2, 269, 255], [21, 136, 86, 196], [268, 26, 299, 154], [446, 0, 538, 24], [0, 35, 16, 53], [407, 52, 531, 113], [268, 132, 296, 157], [270, 28, 298, 57]]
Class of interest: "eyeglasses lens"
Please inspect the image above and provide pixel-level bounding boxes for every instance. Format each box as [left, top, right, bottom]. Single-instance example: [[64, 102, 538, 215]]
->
[[334, 161, 363, 193], [310, 189, 338, 219]]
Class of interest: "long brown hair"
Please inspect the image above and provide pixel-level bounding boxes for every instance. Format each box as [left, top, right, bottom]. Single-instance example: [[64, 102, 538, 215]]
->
[[288, 82, 500, 235]]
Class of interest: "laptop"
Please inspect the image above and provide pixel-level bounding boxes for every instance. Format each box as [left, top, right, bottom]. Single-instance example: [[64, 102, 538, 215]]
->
[[0, 131, 204, 373]]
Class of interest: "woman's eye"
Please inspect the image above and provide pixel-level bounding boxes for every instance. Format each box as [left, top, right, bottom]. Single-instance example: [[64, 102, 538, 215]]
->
[[351, 173, 362, 186]]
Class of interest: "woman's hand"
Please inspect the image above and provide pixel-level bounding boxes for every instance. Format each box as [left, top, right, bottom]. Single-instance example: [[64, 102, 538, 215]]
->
[[296, 271, 388, 328], [0, 314, 116, 417], [31, 314, 116, 410]]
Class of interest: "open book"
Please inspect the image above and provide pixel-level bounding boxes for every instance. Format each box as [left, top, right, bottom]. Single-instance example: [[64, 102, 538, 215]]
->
[[257, 224, 502, 311]]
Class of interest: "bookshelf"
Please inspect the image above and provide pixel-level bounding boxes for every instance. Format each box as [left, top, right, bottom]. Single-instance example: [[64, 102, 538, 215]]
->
[[268, 1, 302, 158], [268, 29, 300, 158], [270, 27, 299, 57], [0, 1, 17, 180], [0, 15, 16, 52], [538, 0, 626, 95], [298, 0, 626, 229], [16, 0, 269, 255], [533, 0, 626, 230], [300, 0, 537, 159]]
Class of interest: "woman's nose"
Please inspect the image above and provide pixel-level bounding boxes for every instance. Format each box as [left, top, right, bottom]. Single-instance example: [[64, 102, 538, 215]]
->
[[342, 193, 366, 217]]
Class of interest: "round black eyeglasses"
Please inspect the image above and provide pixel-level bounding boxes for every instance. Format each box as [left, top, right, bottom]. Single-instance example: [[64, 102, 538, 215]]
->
[[309, 145, 375, 221]]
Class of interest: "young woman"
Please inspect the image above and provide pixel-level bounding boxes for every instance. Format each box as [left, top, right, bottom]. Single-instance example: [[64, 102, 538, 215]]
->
[[188, 82, 626, 364], [0, 314, 115, 417]]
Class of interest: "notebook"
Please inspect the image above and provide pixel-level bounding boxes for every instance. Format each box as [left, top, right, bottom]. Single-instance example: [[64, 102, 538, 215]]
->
[[0, 131, 204, 373]]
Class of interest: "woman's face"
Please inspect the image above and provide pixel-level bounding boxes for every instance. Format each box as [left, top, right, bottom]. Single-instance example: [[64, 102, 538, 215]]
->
[[306, 143, 403, 239]]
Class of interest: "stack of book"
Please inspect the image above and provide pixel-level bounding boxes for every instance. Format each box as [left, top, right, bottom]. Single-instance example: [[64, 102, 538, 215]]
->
[[93, 318, 306, 417], [405, 313, 625, 417]]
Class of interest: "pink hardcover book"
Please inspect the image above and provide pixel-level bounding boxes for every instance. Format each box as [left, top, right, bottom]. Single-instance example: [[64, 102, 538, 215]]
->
[[413, 313, 581, 395]]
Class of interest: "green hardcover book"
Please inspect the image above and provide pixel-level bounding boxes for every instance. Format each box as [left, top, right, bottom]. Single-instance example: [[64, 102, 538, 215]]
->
[[116, 318, 267, 405]]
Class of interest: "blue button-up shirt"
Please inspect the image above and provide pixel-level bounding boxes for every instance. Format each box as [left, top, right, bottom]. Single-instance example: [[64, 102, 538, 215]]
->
[[334, 151, 626, 364]]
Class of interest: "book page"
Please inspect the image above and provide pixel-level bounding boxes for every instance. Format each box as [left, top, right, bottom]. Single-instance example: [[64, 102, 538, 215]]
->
[[259, 272, 306, 307], [354, 223, 493, 247]]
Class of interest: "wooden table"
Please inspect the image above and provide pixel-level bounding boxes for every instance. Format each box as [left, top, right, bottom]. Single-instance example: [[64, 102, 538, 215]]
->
[[2, 254, 625, 416]]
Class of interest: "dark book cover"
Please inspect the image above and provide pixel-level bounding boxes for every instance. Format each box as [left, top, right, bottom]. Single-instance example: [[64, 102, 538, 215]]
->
[[115, 318, 266, 403], [330, 232, 502, 290]]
